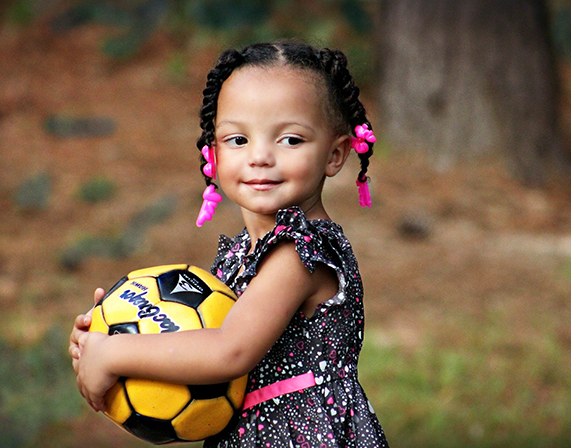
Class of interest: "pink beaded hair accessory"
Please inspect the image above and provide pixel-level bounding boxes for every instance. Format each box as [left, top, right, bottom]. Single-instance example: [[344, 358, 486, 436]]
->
[[196, 145, 222, 227], [350, 124, 376, 154], [201, 145, 216, 179], [351, 125, 375, 208]]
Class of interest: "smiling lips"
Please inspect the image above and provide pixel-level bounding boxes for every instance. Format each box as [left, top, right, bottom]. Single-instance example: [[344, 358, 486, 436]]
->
[[244, 179, 282, 191]]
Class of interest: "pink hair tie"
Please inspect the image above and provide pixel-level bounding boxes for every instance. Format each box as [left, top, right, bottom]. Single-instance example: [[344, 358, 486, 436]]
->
[[196, 184, 222, 227], [356, 176, 372, 208], [201, 145, 216, 180], [351, 124, 376, 154]]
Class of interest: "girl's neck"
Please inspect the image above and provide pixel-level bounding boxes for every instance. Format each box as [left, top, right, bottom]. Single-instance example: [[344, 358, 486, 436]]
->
[[242, 211, 278, 244], [241, 200, 330, 244]]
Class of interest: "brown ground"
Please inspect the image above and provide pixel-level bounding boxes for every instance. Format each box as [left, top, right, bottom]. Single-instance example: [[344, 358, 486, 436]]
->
[[1, 22, 571, 446]]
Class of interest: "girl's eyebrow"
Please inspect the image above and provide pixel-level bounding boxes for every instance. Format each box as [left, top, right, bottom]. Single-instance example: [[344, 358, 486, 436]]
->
[[281, 121, 315, 132], [215, 120, 242, 128]]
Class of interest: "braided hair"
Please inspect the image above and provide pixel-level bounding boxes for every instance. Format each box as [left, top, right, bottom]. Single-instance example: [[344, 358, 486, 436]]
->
[[197, 40, 374, 194]]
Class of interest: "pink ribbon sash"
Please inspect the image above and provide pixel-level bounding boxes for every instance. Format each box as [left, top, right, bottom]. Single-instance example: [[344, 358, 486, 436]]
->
[[242, 371, 316, 410]]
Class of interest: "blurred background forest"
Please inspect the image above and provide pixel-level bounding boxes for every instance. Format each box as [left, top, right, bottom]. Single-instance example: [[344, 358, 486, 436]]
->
[[1, 0, 571, 447]]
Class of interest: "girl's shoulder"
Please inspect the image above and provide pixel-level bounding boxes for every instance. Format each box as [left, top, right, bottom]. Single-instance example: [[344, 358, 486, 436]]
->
[[262, 207, 350, 272], [237, 208, 352, 274], [218, 206, 353, 263], [212, 207, 361, 308]]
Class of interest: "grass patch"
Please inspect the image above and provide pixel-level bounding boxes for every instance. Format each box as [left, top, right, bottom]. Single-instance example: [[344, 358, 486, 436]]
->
[[360, 320, 571, 448]]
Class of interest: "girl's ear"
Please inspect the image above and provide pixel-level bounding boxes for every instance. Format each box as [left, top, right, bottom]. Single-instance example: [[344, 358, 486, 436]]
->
[[325, 135, 352, 177]]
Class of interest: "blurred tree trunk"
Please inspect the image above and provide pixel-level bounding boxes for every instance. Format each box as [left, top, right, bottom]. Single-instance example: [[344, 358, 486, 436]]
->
[[374, 0, 568, 184]]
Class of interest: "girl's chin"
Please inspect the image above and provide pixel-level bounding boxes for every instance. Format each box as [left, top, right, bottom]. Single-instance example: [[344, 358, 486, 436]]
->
[[240, 203, 293, 217]]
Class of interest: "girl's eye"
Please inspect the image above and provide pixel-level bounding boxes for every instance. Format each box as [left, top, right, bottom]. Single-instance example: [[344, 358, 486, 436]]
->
[[280, 136, 304, 146], [225, 136, 248, 147]]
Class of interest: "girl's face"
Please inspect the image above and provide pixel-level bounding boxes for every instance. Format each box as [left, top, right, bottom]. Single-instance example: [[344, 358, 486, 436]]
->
[[214, 65, 350, 220]]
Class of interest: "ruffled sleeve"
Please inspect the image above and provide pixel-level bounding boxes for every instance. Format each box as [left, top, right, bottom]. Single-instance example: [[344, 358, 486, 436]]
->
[[241, 207, 348, 306]]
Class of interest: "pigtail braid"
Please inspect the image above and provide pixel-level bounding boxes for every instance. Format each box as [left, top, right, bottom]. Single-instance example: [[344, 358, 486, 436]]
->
[[197, 49, 244, 186], [318, 48, 373, 184]]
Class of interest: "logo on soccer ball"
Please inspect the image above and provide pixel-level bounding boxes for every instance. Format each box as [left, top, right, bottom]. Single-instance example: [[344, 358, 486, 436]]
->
[[171, 273, 204, 295], [117, 288, 181, 333]]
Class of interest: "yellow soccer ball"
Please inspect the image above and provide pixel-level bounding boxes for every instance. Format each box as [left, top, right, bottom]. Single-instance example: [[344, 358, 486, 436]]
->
[[89, 264, 247, 444]]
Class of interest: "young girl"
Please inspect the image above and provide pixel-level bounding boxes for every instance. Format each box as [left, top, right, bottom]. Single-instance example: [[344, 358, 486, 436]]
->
[[69, 40, 389, 447]]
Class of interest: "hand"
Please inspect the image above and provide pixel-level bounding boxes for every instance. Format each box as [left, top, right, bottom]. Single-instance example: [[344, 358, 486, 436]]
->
[[69, 288, 105, 362], [69, 287, 110, 411], [75, 331, 118, 413]]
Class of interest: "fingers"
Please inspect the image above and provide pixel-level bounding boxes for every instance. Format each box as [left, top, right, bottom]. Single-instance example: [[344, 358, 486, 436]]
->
[[91, 394, 107, 413], [70, 314, 90, 342], [77, 331, 89, 349], [77, 377, 99, 412], [77, 380, 106, 413], [70, 288, 104, 349], [94, 287, 105, 305], [75, 358, 105, 413], [69, 344, 80, 360], [71, 286, 108, 414], [76, 312, 92, 330], [69, 313, 92, 359]]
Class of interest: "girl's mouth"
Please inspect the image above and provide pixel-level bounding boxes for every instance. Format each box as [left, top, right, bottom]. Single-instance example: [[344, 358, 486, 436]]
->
[[244, 179, 282, 191]]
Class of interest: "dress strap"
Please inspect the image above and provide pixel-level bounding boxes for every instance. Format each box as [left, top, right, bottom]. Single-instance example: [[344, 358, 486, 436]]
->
[[242, 371, 316, 410]]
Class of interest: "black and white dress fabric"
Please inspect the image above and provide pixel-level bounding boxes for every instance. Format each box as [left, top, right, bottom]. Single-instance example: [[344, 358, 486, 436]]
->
[[204, 207, 389, 448]]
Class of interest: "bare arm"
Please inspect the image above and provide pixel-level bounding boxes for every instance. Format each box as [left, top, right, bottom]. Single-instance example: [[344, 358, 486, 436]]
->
[[75, 241, 337, 411]]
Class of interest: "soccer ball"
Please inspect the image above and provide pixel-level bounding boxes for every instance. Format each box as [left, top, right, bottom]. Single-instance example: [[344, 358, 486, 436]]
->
[[88, 264, 247, 444]]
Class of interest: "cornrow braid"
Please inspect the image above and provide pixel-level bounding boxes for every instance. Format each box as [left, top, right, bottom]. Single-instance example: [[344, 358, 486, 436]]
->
[[197, 49, 245, 186], [317, 48, 373, 184]]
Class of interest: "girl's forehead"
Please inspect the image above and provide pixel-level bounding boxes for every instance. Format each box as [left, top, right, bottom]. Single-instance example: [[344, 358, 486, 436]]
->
[[234, 63, 316, 78], [218, 65, 330, 118], [223, 65, 325, 95]]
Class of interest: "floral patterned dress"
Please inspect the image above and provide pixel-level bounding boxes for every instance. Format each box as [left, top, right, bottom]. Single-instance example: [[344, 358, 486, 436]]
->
[[204, 207, 389, 448]]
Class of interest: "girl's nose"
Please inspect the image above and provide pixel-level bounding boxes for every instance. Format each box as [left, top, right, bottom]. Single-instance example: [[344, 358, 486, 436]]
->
[[248, 141, 275, 167]]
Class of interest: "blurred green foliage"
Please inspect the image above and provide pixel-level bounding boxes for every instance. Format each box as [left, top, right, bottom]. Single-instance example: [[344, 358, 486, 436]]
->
[[0, 327, 84, 448], [4, 0, 571, 68], [179, 0, 272, 31], [170, 0, 375, 85], [8, 0, 569, 86], [14, 172, 51, 210], [552, 6, 571, 60], [3, 0, 35, 25], [77, 176, 117, 203], [39, 0, 376, 82], [44, 115, 116, 138], [60, 194, 177, 269]]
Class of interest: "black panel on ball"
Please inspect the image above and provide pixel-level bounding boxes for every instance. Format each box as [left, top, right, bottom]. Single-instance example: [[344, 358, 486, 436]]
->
[[123, 413, 179, 444], [108, 322, 140, 335], [98, 276, 128, 306], [157, 270, 211, 309], [188, 382, 229, 400]]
